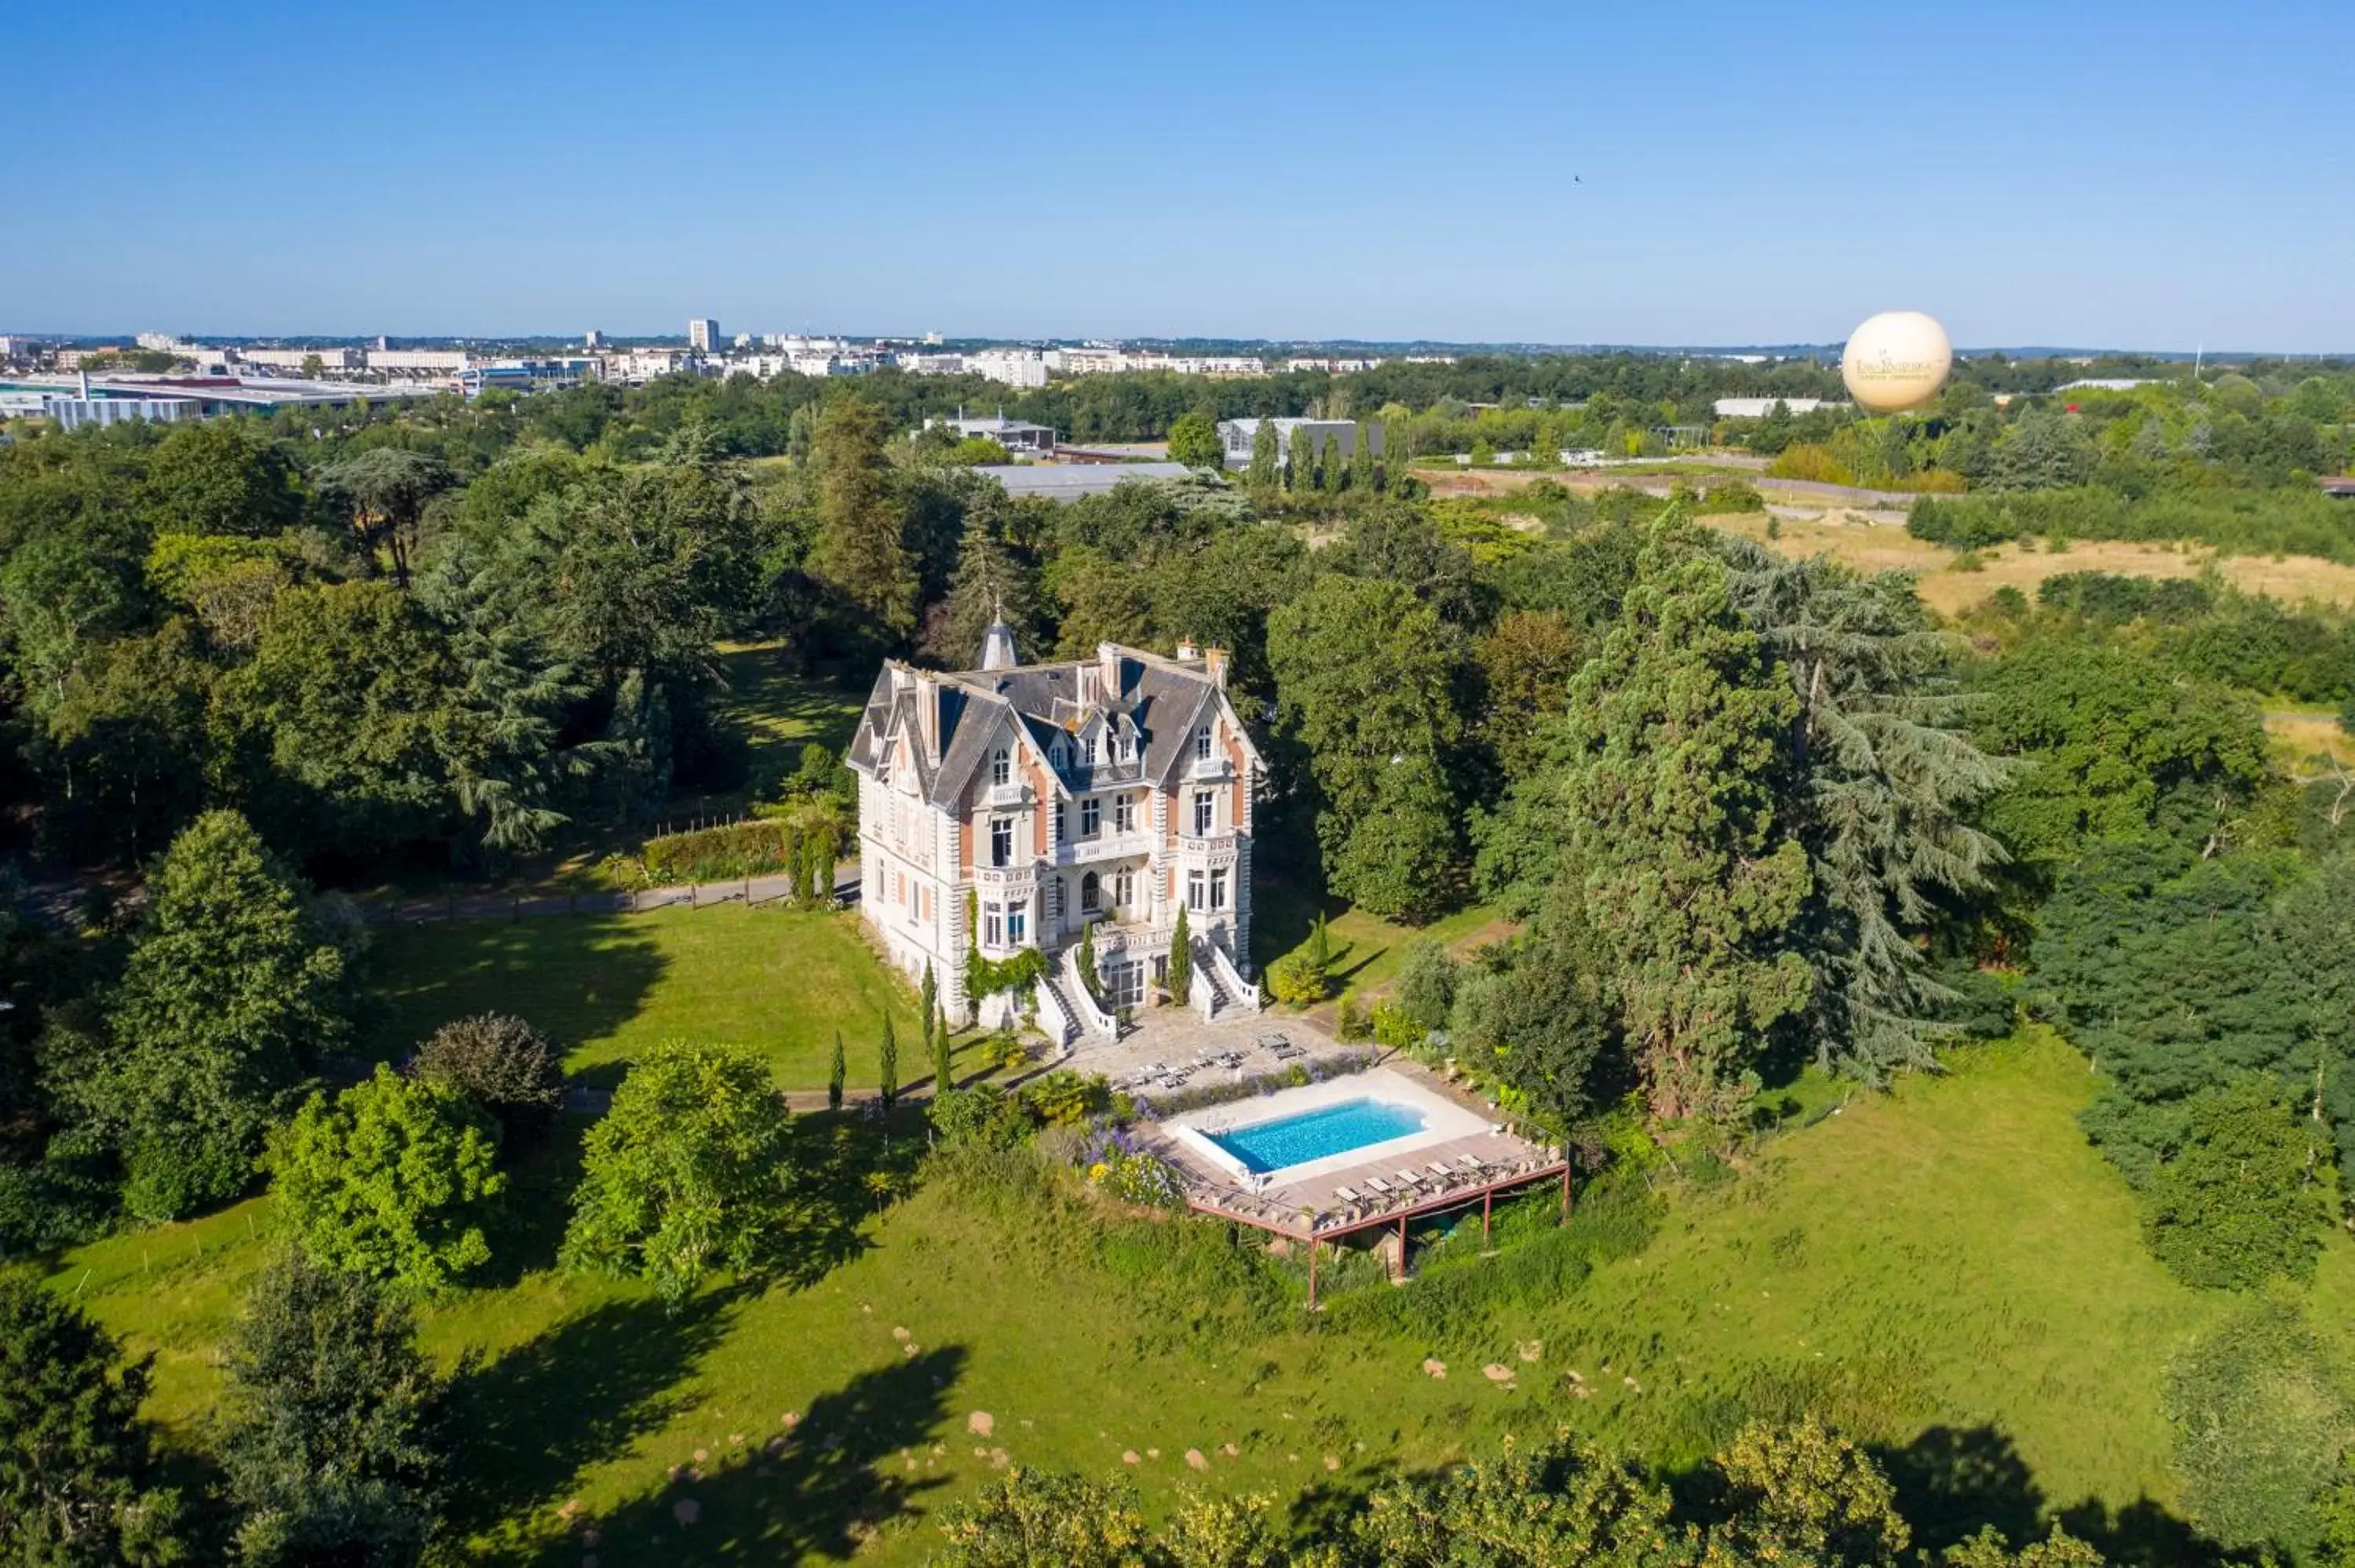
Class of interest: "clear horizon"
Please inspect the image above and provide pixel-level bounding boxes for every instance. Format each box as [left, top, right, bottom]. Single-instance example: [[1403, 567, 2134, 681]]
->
[[11, 1, 2352, 351]]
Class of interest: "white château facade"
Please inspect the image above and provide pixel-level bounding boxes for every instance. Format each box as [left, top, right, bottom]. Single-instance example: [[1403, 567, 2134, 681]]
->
[[845, 628, 1264, 1040]]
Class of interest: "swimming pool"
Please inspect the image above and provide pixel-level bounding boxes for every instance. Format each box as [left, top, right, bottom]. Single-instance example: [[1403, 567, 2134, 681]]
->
[[1207, 1097, 1426, 1175]]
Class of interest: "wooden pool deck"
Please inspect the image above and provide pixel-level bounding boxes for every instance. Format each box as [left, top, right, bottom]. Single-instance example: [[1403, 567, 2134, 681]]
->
[[1137, 1059, 1571, 1308]]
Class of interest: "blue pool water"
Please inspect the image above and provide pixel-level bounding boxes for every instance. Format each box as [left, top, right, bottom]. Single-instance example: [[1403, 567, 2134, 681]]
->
[[1207, 1097, 1426, 1175]]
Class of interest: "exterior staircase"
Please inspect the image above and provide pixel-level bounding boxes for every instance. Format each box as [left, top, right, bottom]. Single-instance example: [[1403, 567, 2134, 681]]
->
[[1058, 945, 1121, 1041]]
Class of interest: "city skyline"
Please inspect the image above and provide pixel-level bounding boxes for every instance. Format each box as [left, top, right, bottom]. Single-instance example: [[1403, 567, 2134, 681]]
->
[[10, 1, 2354, 350]]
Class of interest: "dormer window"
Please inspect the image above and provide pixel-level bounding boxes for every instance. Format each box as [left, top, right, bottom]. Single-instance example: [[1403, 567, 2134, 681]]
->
[[1195, 725, 1214, 763], [1050, 739, 1066, 769], [1083, 734, 1098, 766], [990, 747, 1010, 788]]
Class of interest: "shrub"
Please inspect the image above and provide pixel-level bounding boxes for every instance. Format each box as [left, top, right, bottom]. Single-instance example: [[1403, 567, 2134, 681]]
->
[[929, 1085, 1031, 1149], [1765, 444, 1854, 485], [1336, 994, 1372, 1041], [1393, 937, 1458, 1031], [1371, 1001, 1425, 1052], [638, 819, 791, 884], [1702, 480, 1765, 512], [408, 1013, 565, 1135], [1265, 951, 1329, 1006], [1018, 1070, 1111, 1127], [2165, 1299, 2350, 1556], [2142, 1076, 2331, 1290], [1950, 549, 1984, 572]]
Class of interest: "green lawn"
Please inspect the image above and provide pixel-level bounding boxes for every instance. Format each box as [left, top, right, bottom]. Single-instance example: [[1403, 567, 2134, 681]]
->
[[1251, 871, 1511, 1006], [362, 905, 931, 1092], [53, 1025, 2306, 1563]]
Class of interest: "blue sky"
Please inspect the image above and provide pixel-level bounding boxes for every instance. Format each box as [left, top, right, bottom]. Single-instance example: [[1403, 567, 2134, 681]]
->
[[9, 2, 2352, 348]]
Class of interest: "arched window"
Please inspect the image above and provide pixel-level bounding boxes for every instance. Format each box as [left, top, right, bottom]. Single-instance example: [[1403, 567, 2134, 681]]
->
[[1080, 871, 1101, 912], [990, 746, 1010, 787]]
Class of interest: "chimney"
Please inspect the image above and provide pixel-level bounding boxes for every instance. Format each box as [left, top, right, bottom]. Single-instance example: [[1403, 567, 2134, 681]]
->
[[1174, 637, 1200, 662], [1203, 647, 1229, 688]]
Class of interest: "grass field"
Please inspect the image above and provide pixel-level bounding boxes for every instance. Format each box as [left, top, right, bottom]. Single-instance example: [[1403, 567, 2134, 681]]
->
[[1697, 511, 2355, 618], [360, 905, 926, 1092], [53, 1023, 2315, 1564]]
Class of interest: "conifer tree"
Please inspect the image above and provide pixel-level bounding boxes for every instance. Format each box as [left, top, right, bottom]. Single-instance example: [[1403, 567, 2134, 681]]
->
[[1247, 420, 1280, 490], [1167, 907, 1193, 1007], [827, 1030, 846, 1113], [1351, 424, 1375, 492], [1287, 425, 1316, 493], [932, 496, 1042, 666], [1718, 536, 2015, 1079], [934, 995, 952, 1096], [878, 1016, 899, 1108], [923, 964, 948, 1097], [809, 396, 917, 637], [1541, 516, 1813, 1119]]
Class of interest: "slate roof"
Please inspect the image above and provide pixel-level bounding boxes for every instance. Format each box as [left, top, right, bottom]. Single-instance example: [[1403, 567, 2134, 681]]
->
[[845, 644, 1258, 811]]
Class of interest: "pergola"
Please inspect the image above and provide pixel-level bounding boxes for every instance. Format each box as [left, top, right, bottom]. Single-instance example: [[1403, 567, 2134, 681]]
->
[[1185, 1159, 1573, 1311]]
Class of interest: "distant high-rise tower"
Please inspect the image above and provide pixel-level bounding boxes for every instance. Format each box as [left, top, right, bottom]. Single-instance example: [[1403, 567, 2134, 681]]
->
[[688, 318, 720, 353], [585, 328, 606, 350]]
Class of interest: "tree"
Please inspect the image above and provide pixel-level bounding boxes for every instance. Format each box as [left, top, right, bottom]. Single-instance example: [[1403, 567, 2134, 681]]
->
[[929, 495, 1042, 668], [1287, 425, 1316, 492], [1972, 641, 2268, 871], [1167, 906, 1193, 1007], [1712, 1416, 1911, 1566], [924, 965, 950, 1098], [935, 1469, 1152, 1568], [1525, 520, 1812, 1119], [215, 581, 467, 860], [102, 810, 347, 1220], [1166, 412, 1222, 471], [1721, 541, 2014, 1079], [314, 448, 453, 590], [220, 1253, 450, 1568], [1246, 420, 1280, 490], [1471, 609, 1582, 785], [2143, 1076, 2331, 1290], [879, 1016, 899, 1108], [1354, 1429, 1689, 1568], [1448, 941, 1612, 1129], [0, 1274, 187, 1566], [1268, 575, 1464, 921], [1393, 939, 1457, 1034], [140, 418, 302, 538], [1351, 422, 1375, 493], [561, 1039, 796, 1303], [409, 1014, 566, 1138], [828, 1030, 846, 1114], [270, 1067, 506, 1293], [809, 396, 917, 639]]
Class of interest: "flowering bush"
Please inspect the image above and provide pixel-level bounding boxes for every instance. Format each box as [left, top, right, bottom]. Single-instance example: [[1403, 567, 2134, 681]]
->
[[1089, 1148, 1184, 1209]]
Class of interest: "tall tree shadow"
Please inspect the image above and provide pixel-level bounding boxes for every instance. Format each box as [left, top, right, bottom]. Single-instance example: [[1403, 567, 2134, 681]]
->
[[358, 913, 667, 1076], [447, 1289, 739, 1541], [2056, 1496, 2246, 1567], [1873, 1424, 2046, 1555], [550, 1345, 968, 1564], [772, 1111, 928, 1289], [1873, 1424, 2236, 1566]]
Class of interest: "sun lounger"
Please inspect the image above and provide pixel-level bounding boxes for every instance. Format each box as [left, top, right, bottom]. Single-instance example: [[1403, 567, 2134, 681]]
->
[[1427, 1161, 1456, 1179], [1364, 1176, 1393, 1194], [1334, 1185, 1362, 1202], [1395, 1169, 1427, 1188]]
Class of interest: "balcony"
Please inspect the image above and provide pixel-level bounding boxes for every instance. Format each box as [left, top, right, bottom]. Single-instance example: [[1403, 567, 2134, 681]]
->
[[984, 779, 1026, 808], [1187, 753, 1232, 782], [970, 862, 1037, 897], [1052, 830, 1156, 866]]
